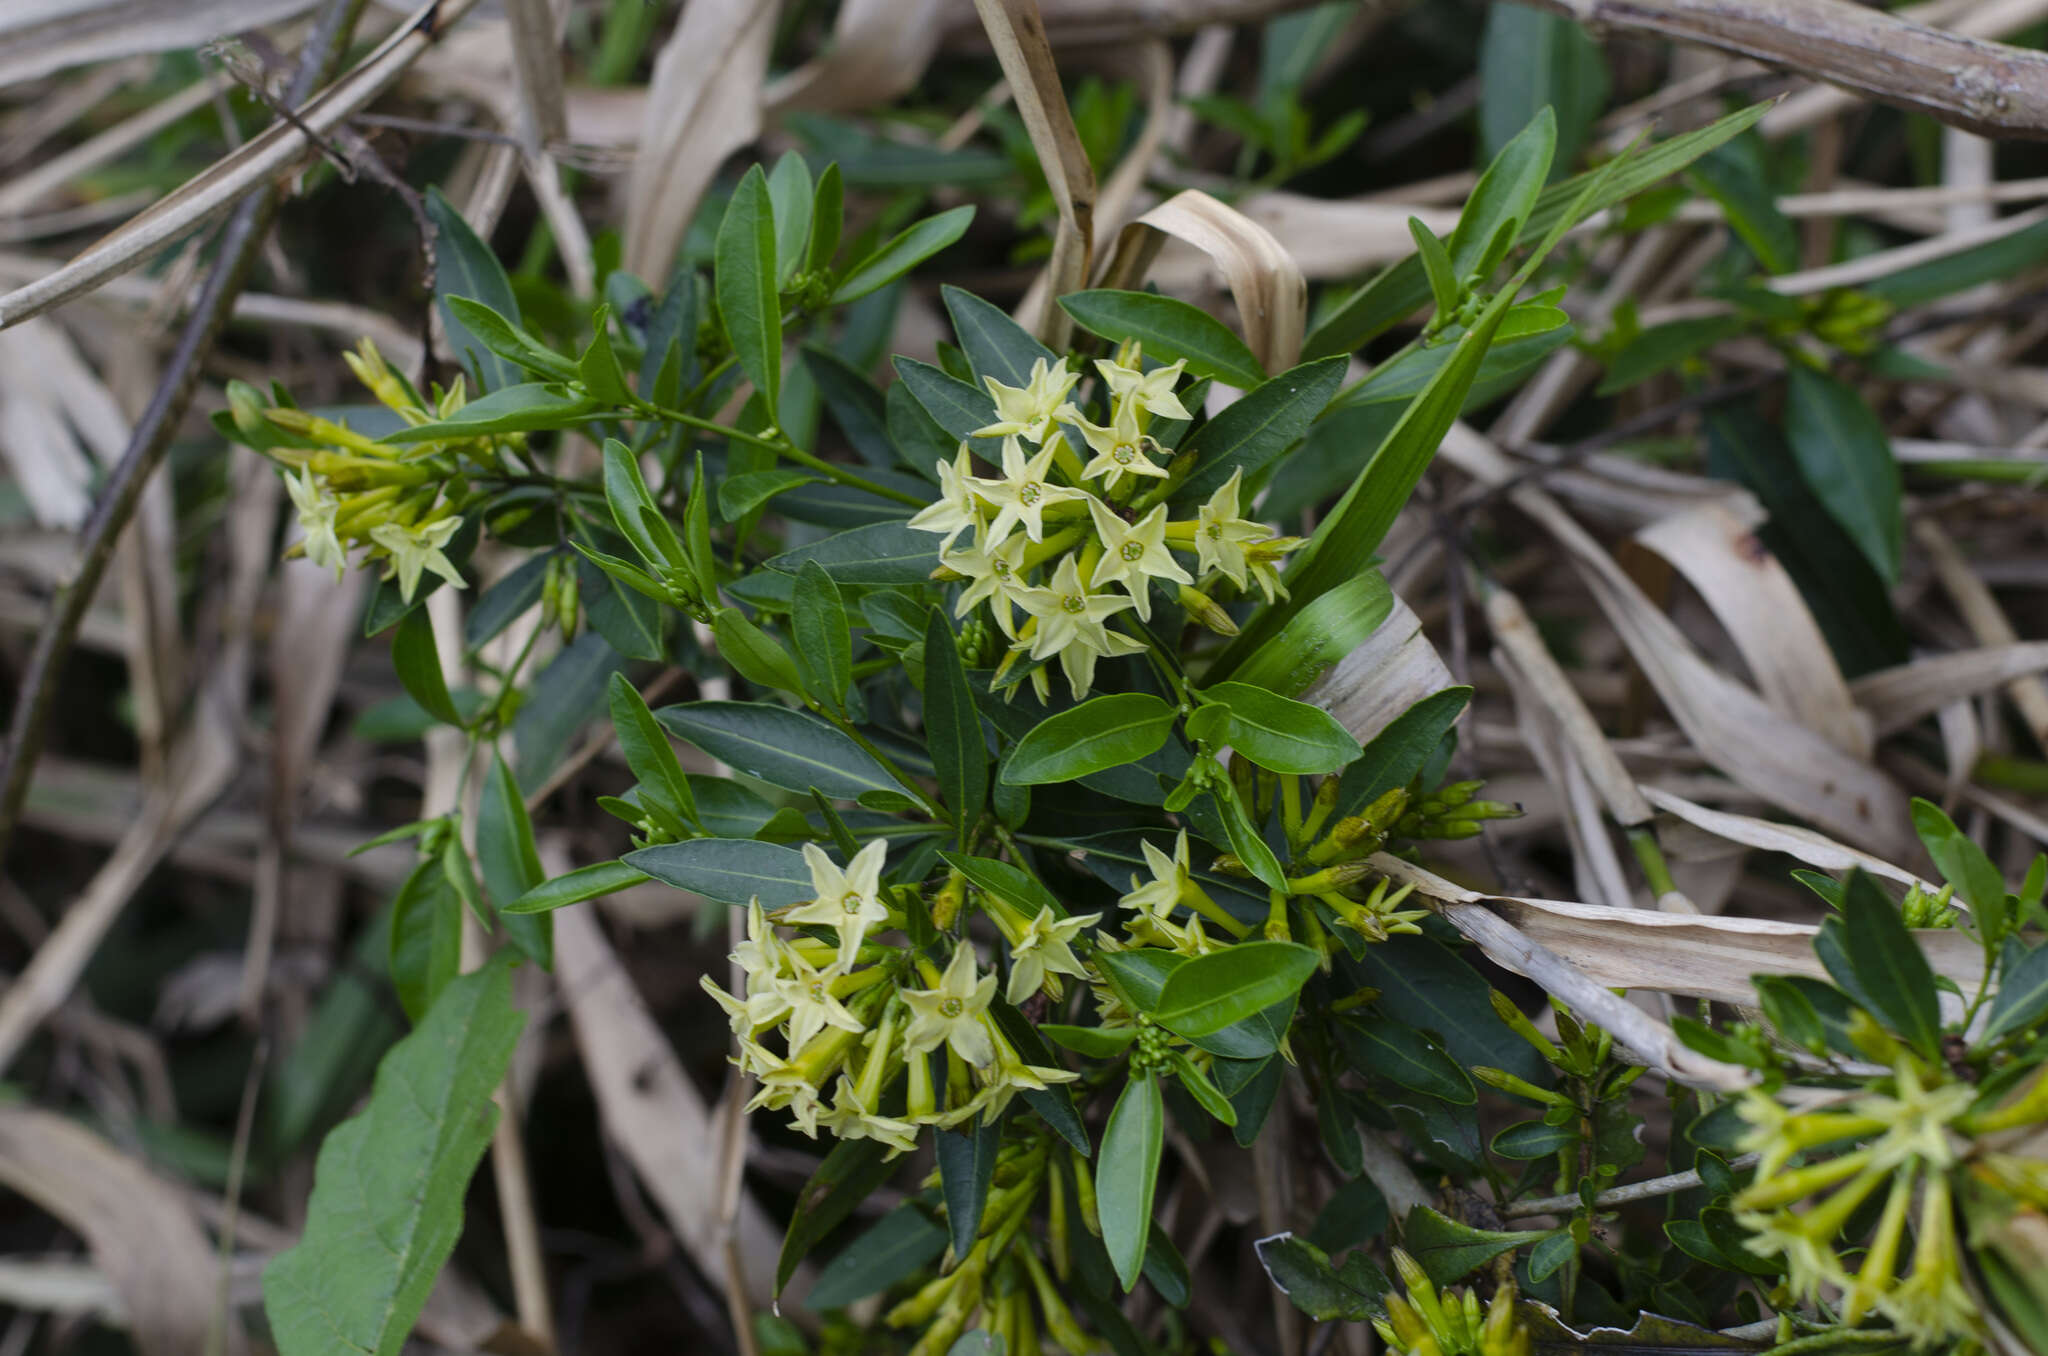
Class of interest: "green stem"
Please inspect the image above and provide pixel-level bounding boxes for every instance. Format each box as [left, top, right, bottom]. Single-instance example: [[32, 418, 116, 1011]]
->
[[637, 402, 924, 507], [1627, 827, 1679, 899]]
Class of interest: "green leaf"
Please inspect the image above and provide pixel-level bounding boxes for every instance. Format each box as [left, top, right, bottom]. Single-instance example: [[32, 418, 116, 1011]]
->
[[1827, 869, 1942, 1058], [1098, 1074, 1164, 1292], [477, 754, 551, 969], [712, 607, 808, 697], [381, 383, 599, 442], [1412, 217, 1460, 318], [1478, 15, 1600, 183], [1255, 1234, 1389, 1323], [1167, 1048, 1238, 1127], [804, 1205, 947, 1311], [1911, 797, 2008, 928], [388, 857, 460, 1024], [576, 309, 633, 405], [391, 608, 461, 727], [1173, 356, 1348, 505], [503, 859, 649, 914], [1188, 682, 1360, 774], [767, 151, 814, 285], [925, 608, 987, 837], [1866, 217, 2048, 309], [1039, 1024, 1139, 1057], [808, 162, 844, 278], [1401, 1206, 1544, 1286], [465, 554, 550, 651], [626, 838, 817, 907], [263, 954, 525, 1356], [639, 268, 699, 406], [601, 438, 683, 574], [1153, 941, 1317, 1038], [1000, 694, 1177, 786], [794, 562, 853, 712], [1349, 937, 1550, 1087], [1335, 687, 1471, 817], [1059, 290, 1266, 388], [719, 469, 821, 519], [832, 206, 975, 304], [1527, 1231, 1577, 1284], [936, 1118, 1001, 1257], [1334, 1016, 1476, 1105], [1490, 1119, 1577, 1160], [1303, 100, 1772, 359], [1988, 939, 2048, 1042], [894, 356, 999, 440], [1452, 107, 1556, 275], [778, 1139, 897, 1293], [1784, 365, 1903, 587], [766, 521, 938, 585], [657, 700, 894, 799], [1219, 572, 1393, 696], [1208, 781, 1288, 892], [1335, 327, 1571, 409], [984, 1000, 1091, 1154], [938, 851, 1063, 920], [441, 297, 577, 383], [609, 672, 698, 829], [716, 164, 782, 416], [944, 284, 1057, 388], [1597, 314, 1747, 395], [803, 344, 894, 468], [426, 187, 522, 392], [1688, 137, 1798, 275]]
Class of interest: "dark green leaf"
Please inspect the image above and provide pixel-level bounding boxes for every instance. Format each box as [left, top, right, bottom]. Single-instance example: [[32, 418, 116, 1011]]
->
[[426, 187, 522, 392], [716, 165, 782, 415], [388, 857, 460, 1024], [1167, 1049, 1238, 1128], [984, 1000, 1090, 1154], [808, 162, 844, 277], [1829, 869, 1942, 1057], [1988, 939, 2048, 1042], [464, 554, 550, 651], [657, 701, 895, 799], [925, 609, 987, 836], [1784, 365, 1903, 586], [767, 151, 814, 285], [1490, 1119, 1577, 1160], [626, 838, 816, 907], [1000, 694, 1176, 786], [503, 859, 649, 914], [1334, 1015, 1476, 1105], [944, 284, 1057, 389], [1255, 1234, 1389, 1323], [1401, 1206, 1543, 1286], [936, 1118, 1001, 1257], [1911, 797, 2008, 927], [1098, 1074, 1164, 1292], [381, 383, 599, 442], [609, 672, 698, 829], [1688, 138, 1797, 274], [1173, 357, 1347, 505], [1597, 314, 1748, 395], [894, 356, 998, 440], [1189, 681, 1360, 774], [1154, 941, 1317, 1038], [1336, 688, 1471, 817], [477, 754, 551, 969], [795, 562, 853, 711], [766, 521, 938, 584], [263, 954, 524, 1356], [804, 1205, 947, 1311], [778, 1139, 896, 1294], [441, 297, 578, 383], [711, 607, 807, 697], [1039, 1024, 1139, 1057], [832, 206, 975, 304], [576, 311, 633, 405], [1059, 290, 1266, 388], [1412, 217, 1459, 317], [1866, 218, 2048, 309], [1208, 780, 1288, 892], [392, 608, 461, 727], [803, 344, 894, 468], [1454, 107, 1557, 272], [1478, 19, 1600, 183]]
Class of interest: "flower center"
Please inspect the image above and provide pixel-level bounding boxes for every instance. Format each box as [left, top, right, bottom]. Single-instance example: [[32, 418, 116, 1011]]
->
[[841, 891, 865, 913], [993, 561, 1011, 579], [1120, 541, 1144, 562], [1061, 595, 1086, 614], [810, 980, 827, 1000], [1019, 482, 1042, 506], [939, 997, 964, 1018], [1206, 522, 1223, 539], [1113, 445, 1136, 464]]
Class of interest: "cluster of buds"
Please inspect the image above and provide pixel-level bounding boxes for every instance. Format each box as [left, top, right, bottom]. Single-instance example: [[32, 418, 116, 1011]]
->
[[230, 339, 475, 602], [1393, 780, 1521, 842], [910, 343, 1301, 699], [1733, 1058, 1998, 1347], [700, 842, 1080, 1150], [1375, 1249, 1531, 1356]]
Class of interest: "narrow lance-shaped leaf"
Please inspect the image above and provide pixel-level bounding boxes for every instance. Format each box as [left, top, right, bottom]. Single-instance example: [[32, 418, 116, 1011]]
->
[[1783, 364, 1904, 587], [716, 164, 782, 416], [1001, 694, 1178, 786], [477, 753, 552, 969], [388, 855, 461, 1024], [794, 561, 853, 712], [392, 608, 462, 728], [264, 954, 525, 1356], [1098, 1074, 1164, 1292], [1059, 290, 1267, 389], [925, 608, 987, 840], [832, 205, 975, 304]]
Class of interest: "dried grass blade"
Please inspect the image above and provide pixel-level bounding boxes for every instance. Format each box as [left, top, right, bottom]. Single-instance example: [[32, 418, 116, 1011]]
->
[[971, 0, 1095, 348], [1299, 594, 1454, 746], [1851, 643, 2048, 735], [502, 0, 568, 148], [1640, 785, 1933, 892], [1912, 517, 2048, 751], [765, 0, 948, 114], [0, 0, 314, 89], [0, 0, 487, 329], [1633, 501, 1871, 759], [621, 0, 778, 282]]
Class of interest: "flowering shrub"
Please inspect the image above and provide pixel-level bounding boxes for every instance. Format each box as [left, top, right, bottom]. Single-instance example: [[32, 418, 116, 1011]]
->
[[231, 103, 2048, 1356]]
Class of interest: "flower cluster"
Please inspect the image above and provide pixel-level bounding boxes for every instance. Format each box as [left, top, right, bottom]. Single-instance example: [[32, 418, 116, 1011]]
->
[[1375, 1248, 1531, 1356], [1733, 1061, 1986, 1347], [231, 340, 472, 602], [909, 346, 1301, 698], [700, 841, 1078, 1152]]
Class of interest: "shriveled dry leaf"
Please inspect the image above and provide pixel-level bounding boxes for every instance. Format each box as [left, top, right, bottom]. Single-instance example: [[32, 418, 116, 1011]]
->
[[1851, 643, 2048, 735], [0, 317, 128, 526], [766, 0, 948, 114], [0, 1107, 241, 1354], [0, 0, 313, 89], [1097, 189, 1307, 375], [1439, 422, 1915, 860], [1300, 593, 1454, 747], [0, 76, 220, 217], [1640, 784, 1934, 892], [621, 0, 778, 282], [1913, 518, 2048, 751], [973, 0, 1095, 348], [1633, 500, 1871, 759]]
